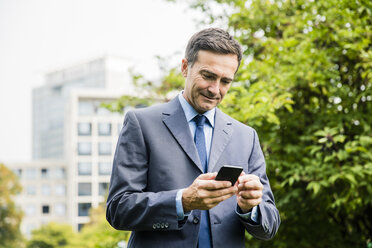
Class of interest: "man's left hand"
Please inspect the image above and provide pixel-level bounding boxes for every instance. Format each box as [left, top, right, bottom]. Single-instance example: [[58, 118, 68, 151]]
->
[[236, 172, 263, 213]]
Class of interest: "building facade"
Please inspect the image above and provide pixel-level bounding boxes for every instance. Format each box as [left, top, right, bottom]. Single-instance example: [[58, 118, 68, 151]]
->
[[32, 56, 133, 160], [66, 89, 125, 230], [10, 56, 135, 235], [10, 161, 68, 236]]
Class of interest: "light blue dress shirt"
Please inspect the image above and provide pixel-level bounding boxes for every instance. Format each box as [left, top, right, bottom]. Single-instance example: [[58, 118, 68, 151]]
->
[[175, 93, 258, 223]]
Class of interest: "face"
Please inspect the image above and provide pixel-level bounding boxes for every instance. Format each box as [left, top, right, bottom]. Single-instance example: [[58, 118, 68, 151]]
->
[[182, 50, 239, 114]]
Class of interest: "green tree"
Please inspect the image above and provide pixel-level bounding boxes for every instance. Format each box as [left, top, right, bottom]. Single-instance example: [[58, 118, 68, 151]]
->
[[78, 202, 130, 248], [26, 222, 80, 248], [26, 203, 130, 248], [0, 163, 24, 248], [169, 0, 372, 247], [107, 0, 372, 246]]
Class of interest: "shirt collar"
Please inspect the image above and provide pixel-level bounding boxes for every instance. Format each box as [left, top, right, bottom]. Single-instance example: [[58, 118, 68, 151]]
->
[[178, 92, 215, 128]]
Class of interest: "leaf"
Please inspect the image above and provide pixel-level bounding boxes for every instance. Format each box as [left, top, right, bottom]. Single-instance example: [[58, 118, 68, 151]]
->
[[344, 174, 357, 186], [329, 174, 340, 184], [337, 150, 349, 161], [360, 136, 372, 146], [307, 181, 321, 195]]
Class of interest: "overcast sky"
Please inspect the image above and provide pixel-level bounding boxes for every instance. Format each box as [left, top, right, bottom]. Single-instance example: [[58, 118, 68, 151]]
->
[[0, 0, 210, 163]]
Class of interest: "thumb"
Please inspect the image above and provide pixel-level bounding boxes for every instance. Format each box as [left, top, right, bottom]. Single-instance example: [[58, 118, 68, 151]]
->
[[198, 172, 217, 180]]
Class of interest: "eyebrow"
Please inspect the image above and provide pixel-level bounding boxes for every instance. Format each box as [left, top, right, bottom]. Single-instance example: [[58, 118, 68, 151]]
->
[[200, 69, 233, 82]]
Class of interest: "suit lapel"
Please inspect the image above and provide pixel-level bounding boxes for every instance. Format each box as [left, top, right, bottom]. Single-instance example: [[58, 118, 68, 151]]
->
[[208, 108, 234, 172], [162, 98, 204, 173]]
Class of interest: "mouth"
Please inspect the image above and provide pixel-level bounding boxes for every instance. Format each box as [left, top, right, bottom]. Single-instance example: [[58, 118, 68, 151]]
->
[[200, 93, 218, 101]]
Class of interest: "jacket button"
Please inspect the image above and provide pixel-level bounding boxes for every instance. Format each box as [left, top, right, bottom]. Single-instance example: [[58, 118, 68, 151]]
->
[[161, 223, 164, 228], [156, 223, 161, 228], [164, 223, 169, 228], [193, 217, 199, 224], [152, 224, 156, 229]]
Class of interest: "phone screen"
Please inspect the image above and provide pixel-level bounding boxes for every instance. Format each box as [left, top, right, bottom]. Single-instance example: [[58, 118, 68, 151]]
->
[[215, 165, 243, 185]]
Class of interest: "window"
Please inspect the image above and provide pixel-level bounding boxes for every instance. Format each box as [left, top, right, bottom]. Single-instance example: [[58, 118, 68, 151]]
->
[[98, 142, 111, 155], [41, 168, 49, 179], [78, 142, 92, 155], [78, 223, 84, 232], [52, 85, 62, 95], [42, 205, 50, 214], [98, 123, 111, 136], [79, 101, 94, 115], [25, 205, 36, 216], [41, 184, 51, 196], [55, 184, 66, 196], [55, 168, 66, 179], [99, 182, 109, 196], [24, 168, 37, 179], [78, 203, 91, 216], [55, 204, 66, 216], [12, 168, 22, 177], [25, 223, 37, 236], [78, 123, 92, 136], [98, 162, 112, 175], [97, 106, 110, 115], [78, 183, 91, 196], [26, 185, 37, 195], [78, 162, 92, 176]]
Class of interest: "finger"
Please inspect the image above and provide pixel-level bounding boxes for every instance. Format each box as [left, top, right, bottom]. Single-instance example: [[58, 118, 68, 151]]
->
[[205, 186, 237, 198], [204, 192, 236, 207], [237, 197, 261, 207], [234, 180, 239, 188], [238, 189, 262, 200], [198, 172, 217, 180], [235, 171, 245, 187], [238, 174, 259, 184], [238, 180, 263, 191], [201, 180, 232, 190]]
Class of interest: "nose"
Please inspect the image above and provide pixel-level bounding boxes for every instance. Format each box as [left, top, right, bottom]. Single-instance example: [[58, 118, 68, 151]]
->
[[207, 81, 220, 96]]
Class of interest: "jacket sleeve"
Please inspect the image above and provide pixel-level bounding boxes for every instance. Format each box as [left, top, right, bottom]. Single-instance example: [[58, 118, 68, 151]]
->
[[106, 111, 180, 231], [240, 129, 281, 240]]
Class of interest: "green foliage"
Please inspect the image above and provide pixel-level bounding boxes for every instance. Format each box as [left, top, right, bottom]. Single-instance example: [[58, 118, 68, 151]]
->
[[26, 223, 79, 248], [101, 95, 156, 113], [26, 203, 129, 248], [0, 163, 24, 248], [102, 59, 185, 113], [170, 0, 372, 247], [78, 203, 130, 248], [103, 0, 372, 246]]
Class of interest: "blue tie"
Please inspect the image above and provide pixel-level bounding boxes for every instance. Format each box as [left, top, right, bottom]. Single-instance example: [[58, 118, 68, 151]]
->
[[194, 115, 212, 248]]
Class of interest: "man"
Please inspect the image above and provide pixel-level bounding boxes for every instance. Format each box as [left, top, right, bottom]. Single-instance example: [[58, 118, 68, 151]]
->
[[106, 28, 280, 247]]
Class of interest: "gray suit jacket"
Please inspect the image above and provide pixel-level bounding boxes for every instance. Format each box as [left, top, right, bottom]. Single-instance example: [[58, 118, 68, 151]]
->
[[106, 97, 280, 247]]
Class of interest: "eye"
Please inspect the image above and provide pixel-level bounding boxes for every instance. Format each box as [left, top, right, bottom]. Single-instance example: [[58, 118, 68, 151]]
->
[[221, 79, 232, 85], [202, 74, 214, 80]]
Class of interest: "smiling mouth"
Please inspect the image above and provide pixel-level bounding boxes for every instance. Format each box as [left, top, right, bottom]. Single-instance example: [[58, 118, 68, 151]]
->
[[201, 94, 218, 101]]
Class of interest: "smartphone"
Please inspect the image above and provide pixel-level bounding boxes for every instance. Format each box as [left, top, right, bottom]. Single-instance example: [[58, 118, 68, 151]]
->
[[215, 165, 243, 185]]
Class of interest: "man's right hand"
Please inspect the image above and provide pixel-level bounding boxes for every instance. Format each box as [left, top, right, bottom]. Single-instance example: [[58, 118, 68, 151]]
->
[[182, 172, 237, 212]]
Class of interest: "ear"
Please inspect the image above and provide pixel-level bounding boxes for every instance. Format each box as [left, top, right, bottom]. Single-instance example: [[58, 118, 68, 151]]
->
[[181, 58, 188, 77]]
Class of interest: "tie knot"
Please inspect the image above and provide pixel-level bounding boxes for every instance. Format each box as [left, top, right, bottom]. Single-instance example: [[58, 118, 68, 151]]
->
[[194, 115, 207, 127]]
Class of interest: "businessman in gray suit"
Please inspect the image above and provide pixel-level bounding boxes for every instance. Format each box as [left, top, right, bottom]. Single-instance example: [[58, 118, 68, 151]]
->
[[106, 28, 280, 247]]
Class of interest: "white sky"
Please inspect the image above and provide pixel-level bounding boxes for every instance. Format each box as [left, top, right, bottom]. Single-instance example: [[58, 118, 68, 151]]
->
[[0, 0, 210, 163]]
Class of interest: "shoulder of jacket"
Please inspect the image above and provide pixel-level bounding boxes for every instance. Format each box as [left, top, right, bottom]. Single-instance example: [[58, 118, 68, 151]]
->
[[126, 102, 168, 119]]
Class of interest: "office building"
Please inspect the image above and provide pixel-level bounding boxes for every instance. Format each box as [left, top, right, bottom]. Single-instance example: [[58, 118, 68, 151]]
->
[[10, 56, 136, 234], [9, 161, 68, 237], [32, 56, 133, 159], [65, 89, 125, 230]]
